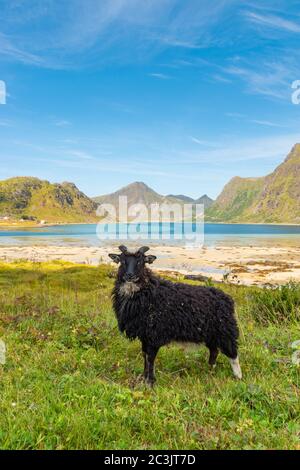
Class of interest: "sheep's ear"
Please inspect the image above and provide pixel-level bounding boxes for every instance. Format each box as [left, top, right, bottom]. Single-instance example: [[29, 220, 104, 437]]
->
[[108, 253, 121, 264], [145, 255, 156, 264]]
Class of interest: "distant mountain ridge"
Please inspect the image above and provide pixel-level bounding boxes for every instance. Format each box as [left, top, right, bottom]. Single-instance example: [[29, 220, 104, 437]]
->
[[93, 182, 214, 209], [167, 193, 214, 208], [207, 144, 300, 223], [93, 182, 171, 207], [0, 177, 98, 223]]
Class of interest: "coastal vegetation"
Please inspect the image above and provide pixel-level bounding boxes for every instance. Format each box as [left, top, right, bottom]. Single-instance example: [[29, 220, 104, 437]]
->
[[0, 261, 299, 449]]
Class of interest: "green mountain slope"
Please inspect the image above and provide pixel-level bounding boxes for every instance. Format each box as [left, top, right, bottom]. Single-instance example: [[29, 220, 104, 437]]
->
[[249, 144, 300, 223], [0, 177, 98, 223], [207, 144, 300, 223], [206, 176, 264, 222]]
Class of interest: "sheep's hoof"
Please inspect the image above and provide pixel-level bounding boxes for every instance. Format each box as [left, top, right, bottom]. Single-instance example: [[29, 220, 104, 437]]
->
[[145, 378, 155, 388], [136, 374, 145, 383], [230, 357, 242, 379], [234, 371, 243, 380]]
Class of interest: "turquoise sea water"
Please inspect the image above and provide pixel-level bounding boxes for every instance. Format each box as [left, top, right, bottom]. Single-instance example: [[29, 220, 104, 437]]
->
[[0, 223, 299, 247]]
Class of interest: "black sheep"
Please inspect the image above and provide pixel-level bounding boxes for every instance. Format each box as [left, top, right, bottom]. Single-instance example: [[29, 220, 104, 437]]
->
[[109, 245, 242, 386]]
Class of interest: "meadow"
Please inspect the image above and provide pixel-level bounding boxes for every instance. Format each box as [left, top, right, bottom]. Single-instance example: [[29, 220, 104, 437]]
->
[[0, 260, 299, 450]]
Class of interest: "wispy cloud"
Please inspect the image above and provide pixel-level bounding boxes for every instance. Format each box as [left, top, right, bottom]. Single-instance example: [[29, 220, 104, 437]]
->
[[226, 112, 247, 118], [32, 156, 207, 182], [0, 33, 43, 65], [183, 133, 300, 164], [157, 37, 203, 49], [226, 113, 287, 128], [211, 74, 232, 84], [190, 137, 221, 148], [66, 149, 94, 160], [54, 120, 72, 127], [250, 119, 286, 128], [245, 11, 300, 33], [223, 61, 294, 99], [0, 0, 238, 68], [148, 73, 171, 80], [0, 119, 13, 127]]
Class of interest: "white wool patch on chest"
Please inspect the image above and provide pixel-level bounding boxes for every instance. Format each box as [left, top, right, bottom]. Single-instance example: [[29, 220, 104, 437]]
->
[[119, 282, 141, 297]]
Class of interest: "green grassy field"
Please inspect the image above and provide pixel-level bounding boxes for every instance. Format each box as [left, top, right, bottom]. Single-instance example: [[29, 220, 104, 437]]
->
[[0, 261, 299, 450]]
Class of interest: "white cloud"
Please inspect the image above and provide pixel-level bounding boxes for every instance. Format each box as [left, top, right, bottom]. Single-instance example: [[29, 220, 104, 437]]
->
[[190, 137, 221, 148], [223, 62, 294, 99], [32, 156, 206, 181], [0, 33, 43, 65], [250, 119, 286, 128], [157, 37, 203, 49], [0, 0, 238, 68], [149, 73, 171, 80], [0, 119, 13, 127], [226, 112, 247, 118], [183, 133, 300, 164], [211, 74, 232, 84], [54, 120, 72, 127], [245, 11, 300, 33], [66, 149, 94, 160]]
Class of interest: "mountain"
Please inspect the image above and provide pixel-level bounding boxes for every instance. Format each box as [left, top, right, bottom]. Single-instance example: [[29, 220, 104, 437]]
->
[[207, 144, 300, 223], [93, 181, 172, 207], [0, 177, 98, 223], [167, 194, 195, 203], [168, 194, 214, 208], [195, 194, 214, 209], [249, 144, 300, 223], [94, 182, 214, 210], [93, 182, 215, 221], [206, 176, 265, 222]]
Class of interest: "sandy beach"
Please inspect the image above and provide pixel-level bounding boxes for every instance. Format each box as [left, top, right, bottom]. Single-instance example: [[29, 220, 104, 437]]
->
[[0, 244, 300, 286]]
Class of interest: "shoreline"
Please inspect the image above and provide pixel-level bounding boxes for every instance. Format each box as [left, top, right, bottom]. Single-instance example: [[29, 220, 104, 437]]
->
[[0, 221, 299, 229], [0, 243, 299, 286]]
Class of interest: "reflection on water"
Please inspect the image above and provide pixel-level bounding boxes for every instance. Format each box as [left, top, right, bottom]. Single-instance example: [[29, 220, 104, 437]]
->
[[0, 223, 299, 247]]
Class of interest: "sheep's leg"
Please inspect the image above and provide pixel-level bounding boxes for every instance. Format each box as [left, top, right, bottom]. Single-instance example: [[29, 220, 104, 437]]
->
[[142, 342, 149, 379], [143, 345, 159, 387], [229, 356, 242, 379], [142, 351, 148, 379], [220, 350, 242, 379], [208, 347, 219, 368], [146, 350, 158, 387], [219, 338, 242, 379]]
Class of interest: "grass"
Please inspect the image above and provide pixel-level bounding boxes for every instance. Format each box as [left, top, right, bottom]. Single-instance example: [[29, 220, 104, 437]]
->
[[249, 282, 300, 325], [0, 260, 299, 450]]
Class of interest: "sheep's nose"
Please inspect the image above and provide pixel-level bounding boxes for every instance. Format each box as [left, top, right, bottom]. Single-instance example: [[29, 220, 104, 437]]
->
[[125, 273, 135, 281]]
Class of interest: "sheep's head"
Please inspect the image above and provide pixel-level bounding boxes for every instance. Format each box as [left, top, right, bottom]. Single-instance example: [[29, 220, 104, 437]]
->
[[109, 245, 156, 282]]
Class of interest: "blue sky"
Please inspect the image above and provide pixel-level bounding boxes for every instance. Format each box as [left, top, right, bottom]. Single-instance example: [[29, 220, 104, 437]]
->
[[0, 0, 300, 199]]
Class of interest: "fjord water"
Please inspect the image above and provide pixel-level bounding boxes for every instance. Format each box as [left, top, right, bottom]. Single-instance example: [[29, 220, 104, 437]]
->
[[0, 223, 299, 247]]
